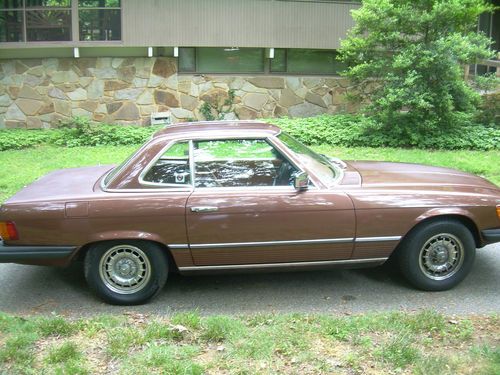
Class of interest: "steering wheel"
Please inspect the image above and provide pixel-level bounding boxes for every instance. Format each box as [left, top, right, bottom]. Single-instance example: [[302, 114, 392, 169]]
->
[[273, 160, 293, 186]]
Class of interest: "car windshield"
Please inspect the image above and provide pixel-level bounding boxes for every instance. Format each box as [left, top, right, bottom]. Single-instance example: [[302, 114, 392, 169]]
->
[[277, 132, 340, 185]]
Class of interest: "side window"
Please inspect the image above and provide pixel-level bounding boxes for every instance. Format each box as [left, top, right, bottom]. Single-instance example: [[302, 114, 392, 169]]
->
[[141, 142, 191, 186], [193, 139, 299, 188]]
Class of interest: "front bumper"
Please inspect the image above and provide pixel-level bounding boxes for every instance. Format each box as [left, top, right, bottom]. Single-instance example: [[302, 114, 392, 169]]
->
[[481, 229, 500, 245], [0, 240, 76, 263]]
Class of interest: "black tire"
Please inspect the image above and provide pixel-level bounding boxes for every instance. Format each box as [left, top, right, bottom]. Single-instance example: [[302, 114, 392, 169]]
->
[[84, 240, 168, 305], [398, 220, 475, 291]]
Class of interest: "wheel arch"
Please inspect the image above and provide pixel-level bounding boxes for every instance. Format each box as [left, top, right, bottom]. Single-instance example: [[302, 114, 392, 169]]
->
[[391, 212, 481, 259], [73, 238, 179, 272]]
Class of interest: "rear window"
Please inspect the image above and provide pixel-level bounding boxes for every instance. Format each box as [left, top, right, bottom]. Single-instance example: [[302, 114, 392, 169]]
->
[[103, 148, 139, 187]]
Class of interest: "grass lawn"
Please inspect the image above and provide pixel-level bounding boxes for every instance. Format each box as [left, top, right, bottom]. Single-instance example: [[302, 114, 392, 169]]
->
[[0, 310, 498, 374], [1, 144, 499, 203]]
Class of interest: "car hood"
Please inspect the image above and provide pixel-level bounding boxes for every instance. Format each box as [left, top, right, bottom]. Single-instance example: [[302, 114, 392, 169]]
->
[[346, 161, 499, 191], [5, 165, 114, 204]]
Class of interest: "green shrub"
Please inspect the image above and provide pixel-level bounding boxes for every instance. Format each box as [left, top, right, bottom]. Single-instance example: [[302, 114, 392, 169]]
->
[[55, 117, 160, 147], [271, 114, 500, 151], [1, 115, 499, 152], [0, 129, 57, 151], [0, 117, 161, 151]]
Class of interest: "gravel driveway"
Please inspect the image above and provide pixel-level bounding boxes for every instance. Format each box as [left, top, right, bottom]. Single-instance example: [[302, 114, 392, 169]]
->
[[0, 243, 498, 317]]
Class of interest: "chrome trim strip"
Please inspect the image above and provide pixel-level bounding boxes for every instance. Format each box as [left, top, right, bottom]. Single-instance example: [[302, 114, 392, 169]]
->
[[190, 237, 354, 249], [171, 236, 402, 250], [169, 244, 190, 249], [178, 257, 388, 272], [189, 140, 195, 188], [355, 236, 402, 243]]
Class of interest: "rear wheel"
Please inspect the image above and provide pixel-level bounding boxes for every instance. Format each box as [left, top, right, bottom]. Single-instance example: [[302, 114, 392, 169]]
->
[[398, 220, 475, 291], [84, 241, 168, 305]]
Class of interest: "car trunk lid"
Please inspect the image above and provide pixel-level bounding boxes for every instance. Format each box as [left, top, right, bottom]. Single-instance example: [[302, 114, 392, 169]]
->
[[5, 165, 114, 204]]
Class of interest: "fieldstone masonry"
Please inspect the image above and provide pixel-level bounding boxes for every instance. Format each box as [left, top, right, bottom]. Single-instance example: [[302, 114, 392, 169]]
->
[[0, 57, 359, 128]]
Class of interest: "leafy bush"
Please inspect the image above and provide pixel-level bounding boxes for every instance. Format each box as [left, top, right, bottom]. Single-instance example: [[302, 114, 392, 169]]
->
[[339, 0, 495, 131], [0, 130, 57, 151], [0, 117, 160, 151], [1, 115, 499, 152], [271, 114, 500, 151], [55, 117, 160, 147]]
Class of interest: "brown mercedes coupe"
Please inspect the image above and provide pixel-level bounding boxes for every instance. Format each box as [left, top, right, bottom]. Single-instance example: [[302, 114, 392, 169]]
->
[[1, 121, 500, 305]]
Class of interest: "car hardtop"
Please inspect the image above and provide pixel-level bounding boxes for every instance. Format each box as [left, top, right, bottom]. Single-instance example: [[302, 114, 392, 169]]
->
[[152, 120, 282, 142]]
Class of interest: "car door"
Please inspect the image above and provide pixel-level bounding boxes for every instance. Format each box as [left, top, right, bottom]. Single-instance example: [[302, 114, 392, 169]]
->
[[185, 138, 355, 266]]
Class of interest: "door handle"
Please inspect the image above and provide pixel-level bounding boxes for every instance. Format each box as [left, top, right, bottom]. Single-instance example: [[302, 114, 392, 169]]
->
[[191, 206, 219, 213]]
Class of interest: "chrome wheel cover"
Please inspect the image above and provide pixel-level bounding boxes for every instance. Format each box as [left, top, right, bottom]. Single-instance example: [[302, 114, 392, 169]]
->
[[99, 245, 151, 294], [418, 233, 464, 281]]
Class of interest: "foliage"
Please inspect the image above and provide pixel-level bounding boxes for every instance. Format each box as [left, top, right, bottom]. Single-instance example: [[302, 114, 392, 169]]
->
[[0, 117, 160, 151], [471, 73, 500, 126], [199, 89, 237, 121], [0, 129, 57, 151], [1, 115, 500, 153], [271, 114, 500, 150], [339, 0, 496, 131], [56, 117, 160, 147]]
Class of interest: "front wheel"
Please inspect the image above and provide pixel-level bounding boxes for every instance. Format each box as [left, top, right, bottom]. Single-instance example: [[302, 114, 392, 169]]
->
[[84, 241, 168, 305], [398, 220, 476, 291]]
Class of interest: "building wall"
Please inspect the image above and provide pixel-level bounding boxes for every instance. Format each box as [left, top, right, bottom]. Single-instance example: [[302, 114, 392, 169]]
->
[[0, 1, 359, 50], [0, 57, 359, 129], [122, 0, 359, 49]]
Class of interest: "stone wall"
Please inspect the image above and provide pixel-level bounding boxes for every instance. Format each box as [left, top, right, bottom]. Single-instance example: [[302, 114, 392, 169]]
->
[[0, 57, 358, 128]]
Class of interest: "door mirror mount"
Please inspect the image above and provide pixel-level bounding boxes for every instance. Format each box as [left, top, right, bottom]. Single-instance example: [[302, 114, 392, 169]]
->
[[293, 172, 309, 191]]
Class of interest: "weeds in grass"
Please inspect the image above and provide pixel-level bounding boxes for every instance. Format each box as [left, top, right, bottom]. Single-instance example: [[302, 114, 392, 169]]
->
[[0, 311, 498, 374], [414, 354, 457, 375], [375, 332, 420, 368], [471, 345, 500, 375], [201, 316, 246, 342], [124, 344, 202, 375], [0, 332, 38, 365], [46, 341, 81, 364], [81, 315, 125, 338], [106, 327, 144, 358], [36, 316, 77, 337], [171, 311, 202, 330]]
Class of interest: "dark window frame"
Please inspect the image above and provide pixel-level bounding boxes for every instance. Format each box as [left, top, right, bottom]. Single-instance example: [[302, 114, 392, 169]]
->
[[270, 48, 287, 73], [271, 48, 344, 76], [25, 6, 72, 42], [0, 8, 24, 42], [178, 46, 197, 73], [0, 0, 122, 43], [179, 47, 343, 77], [78, 0, 121, 42], [179, 47, 266, 75]]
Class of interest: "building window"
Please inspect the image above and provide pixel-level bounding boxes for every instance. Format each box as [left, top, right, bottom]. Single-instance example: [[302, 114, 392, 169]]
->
[[26, 0, 71, 41], [79, 0, 121, 41], [271, 48, 344, 75], [472, 8, 498, 76], [178, 47, 195, 72], [179, 47, 265, 74], [0, 1, 23, 42], [0, 0, 122, 43]]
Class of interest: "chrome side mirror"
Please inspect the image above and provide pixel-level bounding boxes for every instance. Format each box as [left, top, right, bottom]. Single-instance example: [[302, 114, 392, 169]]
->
[[293, 172, 309, 191]]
